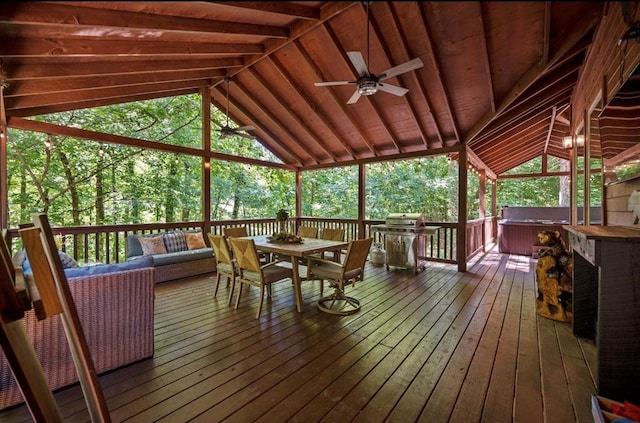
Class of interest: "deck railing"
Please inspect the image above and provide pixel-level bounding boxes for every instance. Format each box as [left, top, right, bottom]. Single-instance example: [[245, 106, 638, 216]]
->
[[5, 217, 496, 267]]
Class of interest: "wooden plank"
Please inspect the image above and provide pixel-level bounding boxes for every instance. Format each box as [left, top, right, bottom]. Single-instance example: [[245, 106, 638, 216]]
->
[[481, 254, 525, 422], [512, 259, 544, 422], [447, 253, 513, 422], [384, 248, 506, 421], [555, 320, 597, 423], [538, 317, 576, 422], [418, 252, 511, 421]]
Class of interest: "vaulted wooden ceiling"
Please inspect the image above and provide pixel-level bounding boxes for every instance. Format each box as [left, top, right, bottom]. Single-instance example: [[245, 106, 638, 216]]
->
[[0, 2, 612, 177]]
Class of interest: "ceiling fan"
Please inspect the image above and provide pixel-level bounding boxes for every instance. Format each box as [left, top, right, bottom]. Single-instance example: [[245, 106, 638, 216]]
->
[[213, 77, 256, 140], [314, 1, 424, 104]]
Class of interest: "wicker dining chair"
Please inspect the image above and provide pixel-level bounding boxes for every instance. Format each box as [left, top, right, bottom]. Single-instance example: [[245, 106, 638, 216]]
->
[[207, 233, 237, 305], [306, 237, 373, 315], [297, 226, 318, 238], [223, 226, 269, 263], [223, 226, 249, 238], [229, 237, 293, 318]]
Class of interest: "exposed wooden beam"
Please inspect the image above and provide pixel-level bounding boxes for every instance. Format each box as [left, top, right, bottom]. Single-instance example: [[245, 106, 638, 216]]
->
[[265, 56, 356, 160], [0, 38, 264, 57], [230, 80, 317, 166], [0, 3, 290, 38], [4, 69, 227, 97], [6, 79, 212, 110], [247, 63, 341, 162], [2, 57, 242, 80], [298, 32, 377, 156], [7, 116, 293, 170]]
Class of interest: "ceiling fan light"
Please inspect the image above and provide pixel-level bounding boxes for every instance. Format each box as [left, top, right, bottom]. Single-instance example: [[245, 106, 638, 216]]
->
[[358, 80, 378, 96]]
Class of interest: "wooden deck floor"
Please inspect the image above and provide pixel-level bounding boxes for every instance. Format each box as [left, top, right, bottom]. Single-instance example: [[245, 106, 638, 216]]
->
[[0, 246, 597, 422]]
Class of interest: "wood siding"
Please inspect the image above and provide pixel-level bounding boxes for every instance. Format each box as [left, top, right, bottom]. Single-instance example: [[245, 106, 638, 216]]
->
[[605, 177, 640, 227]]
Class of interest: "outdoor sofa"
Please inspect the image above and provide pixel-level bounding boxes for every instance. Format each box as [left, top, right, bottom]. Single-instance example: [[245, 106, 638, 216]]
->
[[125, 229, 216, 283]]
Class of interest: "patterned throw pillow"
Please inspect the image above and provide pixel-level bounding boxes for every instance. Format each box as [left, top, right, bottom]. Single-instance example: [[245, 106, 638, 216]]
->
[[163, 231, 188, 253], [58, 251, 79, 268], [138, 235, 167, 256], [185, 232, 207, 250]]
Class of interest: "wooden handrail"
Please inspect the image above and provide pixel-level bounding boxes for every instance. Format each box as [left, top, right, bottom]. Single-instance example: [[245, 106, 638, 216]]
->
[[3, 217, 496, 268]]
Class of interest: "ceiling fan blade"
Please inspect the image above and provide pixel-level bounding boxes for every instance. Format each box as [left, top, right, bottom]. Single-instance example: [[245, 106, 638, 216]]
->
[[347, 51, 369, 76], [315, 81, 353, 87], [377, 82, 409, 97], [210, 117, 226, 129], [378, 57, 424, 81], [347, 90, 362, 104], [236, 125, 256, 131], [239, 133, 257, 140]]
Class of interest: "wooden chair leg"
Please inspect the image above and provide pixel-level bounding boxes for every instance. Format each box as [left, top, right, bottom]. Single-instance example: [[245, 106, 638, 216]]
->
[[227, 276, 236, 306], [257, 285, 266, 318], [213, 273, 222, 297], [235, 283, 243, 310]]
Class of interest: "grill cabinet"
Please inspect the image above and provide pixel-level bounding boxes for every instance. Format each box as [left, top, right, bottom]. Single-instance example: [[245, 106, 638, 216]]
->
[[371, 213, 439, 273]]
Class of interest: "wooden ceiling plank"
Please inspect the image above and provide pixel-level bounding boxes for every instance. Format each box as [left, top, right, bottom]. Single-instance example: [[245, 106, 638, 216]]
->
[[4, 58, 243, 80], [4, 69, 227, 97], [204, 2, 321, 20], [247, 63, 341, 162], [0, 37, 265, 57], [471, 72, 577, 148], [6, 79, 212, 110], [7, 88, 200, 118], [225, 2, 358, 84], [463, 8, 599, 146], [419, 2, 462, 144], [0, 3, 290, 38], [382, 2, 432, 149], [226, 80, 314, 166], [294, 36, 377, 156], [477, 3, 496, 115], [265, 56, 355, 160]]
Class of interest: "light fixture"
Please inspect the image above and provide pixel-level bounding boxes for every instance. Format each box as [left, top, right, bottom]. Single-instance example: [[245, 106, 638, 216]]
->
[[562, 134, 585, 149], [357, 79, 378, 96]]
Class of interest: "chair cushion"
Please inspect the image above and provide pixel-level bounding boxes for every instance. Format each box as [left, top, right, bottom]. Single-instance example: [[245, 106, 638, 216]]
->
[[242, 264, 292, 284], [311, 263, 361, 281], [216, 261, 234, 275]]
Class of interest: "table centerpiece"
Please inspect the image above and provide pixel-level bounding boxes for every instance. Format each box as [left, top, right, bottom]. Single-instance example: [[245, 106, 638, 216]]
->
[[270, 208, 303, 243]]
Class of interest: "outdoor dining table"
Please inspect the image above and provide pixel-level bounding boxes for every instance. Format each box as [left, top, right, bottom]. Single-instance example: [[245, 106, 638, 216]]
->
[[241, 235, 350, 313]]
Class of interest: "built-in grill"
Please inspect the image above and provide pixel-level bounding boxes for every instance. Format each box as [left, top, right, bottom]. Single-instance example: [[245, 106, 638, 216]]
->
[[371, 213, 440, 273]]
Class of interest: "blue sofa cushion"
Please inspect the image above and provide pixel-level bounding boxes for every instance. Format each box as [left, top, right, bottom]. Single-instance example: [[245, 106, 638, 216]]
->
[[22, 250, 79, 274], [148, 248, 213, 266], [64, 256, 153, 278]]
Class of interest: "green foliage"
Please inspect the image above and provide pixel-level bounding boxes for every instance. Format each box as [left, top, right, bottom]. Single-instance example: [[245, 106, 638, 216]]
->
[[497, 155, 602, 211], [365, 157, 460, 221], [6, 94, 603, 229], [302, 167, 358, 218]]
